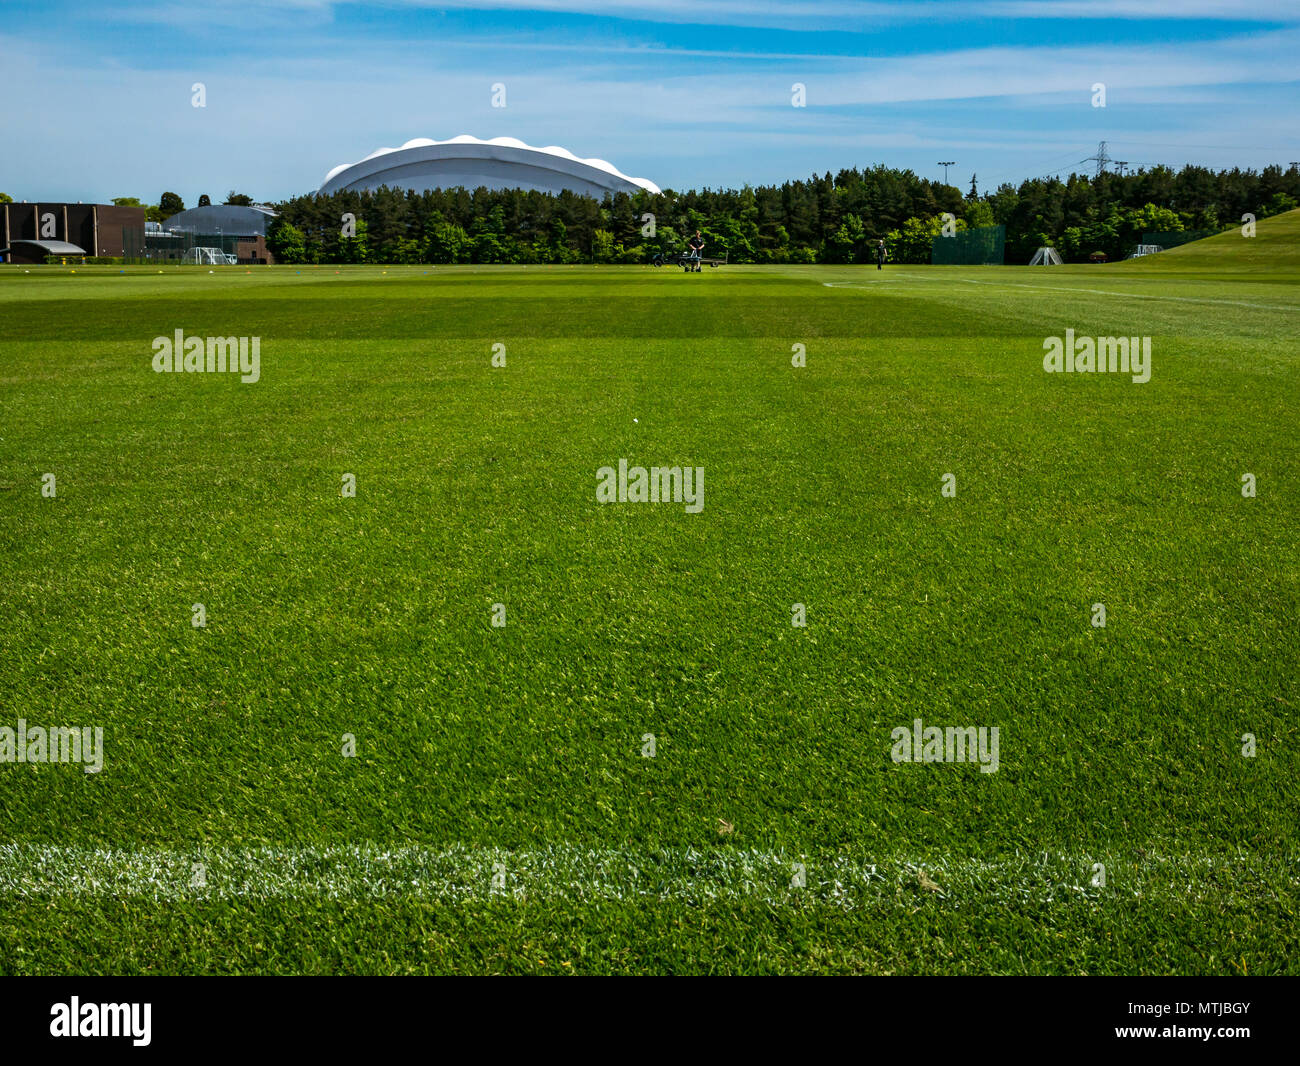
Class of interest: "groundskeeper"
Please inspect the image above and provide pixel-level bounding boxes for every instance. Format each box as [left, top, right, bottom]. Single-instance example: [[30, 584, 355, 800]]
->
[[688, 230, 705, 272]]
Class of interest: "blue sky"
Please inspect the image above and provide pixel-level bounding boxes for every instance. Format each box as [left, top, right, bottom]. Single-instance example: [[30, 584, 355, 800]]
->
[[1, 0, 1297, 204]]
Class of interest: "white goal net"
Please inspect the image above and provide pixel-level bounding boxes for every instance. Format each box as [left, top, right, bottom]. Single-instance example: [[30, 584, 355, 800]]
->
[[182, 246, 228, 265], [1029, 247, 1063, 265]]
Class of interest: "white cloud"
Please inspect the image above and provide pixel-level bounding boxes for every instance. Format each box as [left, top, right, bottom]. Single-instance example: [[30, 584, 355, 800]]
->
[[1, 15, 1295, 201], [97, 0, 1300, 33]]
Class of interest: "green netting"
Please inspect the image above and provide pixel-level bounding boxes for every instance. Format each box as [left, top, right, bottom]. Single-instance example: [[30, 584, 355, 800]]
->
[[1140, 230, 1218, 250], [931, 224, 1005, 265]]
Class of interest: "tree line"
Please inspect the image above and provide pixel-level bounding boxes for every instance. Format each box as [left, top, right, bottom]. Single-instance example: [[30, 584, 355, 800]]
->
[[90, 192, 257, 223], [255, 162, 1300, 265]]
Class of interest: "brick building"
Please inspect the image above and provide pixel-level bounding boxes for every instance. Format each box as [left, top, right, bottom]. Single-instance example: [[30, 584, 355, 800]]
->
[[0, 202, 145, 263]]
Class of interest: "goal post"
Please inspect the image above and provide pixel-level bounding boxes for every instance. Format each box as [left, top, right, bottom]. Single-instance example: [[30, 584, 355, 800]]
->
[[181, 246, 227, 265], [1028, 247, 1063, 266]]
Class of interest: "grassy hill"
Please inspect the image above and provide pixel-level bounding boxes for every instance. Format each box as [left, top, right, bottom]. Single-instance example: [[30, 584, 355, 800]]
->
[[1113, 207, 1300, 275]]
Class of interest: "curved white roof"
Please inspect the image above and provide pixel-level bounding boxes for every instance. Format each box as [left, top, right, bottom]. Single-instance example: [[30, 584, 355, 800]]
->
[[318, 135, 661, 198]]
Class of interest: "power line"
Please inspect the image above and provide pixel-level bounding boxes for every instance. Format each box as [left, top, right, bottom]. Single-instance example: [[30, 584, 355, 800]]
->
[[1083, 140, 1111, 178], [979, 147, 1104, 189], [964, 141, 1290, 194], [1109, 140, 1283, 152]]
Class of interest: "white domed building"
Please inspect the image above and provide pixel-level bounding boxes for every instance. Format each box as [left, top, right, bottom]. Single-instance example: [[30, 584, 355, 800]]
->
[[317, 136, 661, 198]]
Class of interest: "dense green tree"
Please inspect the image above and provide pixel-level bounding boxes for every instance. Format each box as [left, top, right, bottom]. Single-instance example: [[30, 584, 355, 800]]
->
[[829, 213, 868, 263], [158, 192, 184, 218], [340, 218, 369, 263], [963, 200, 996, 229], [424, 220, 471, 263], [1260, 191, 1298, 218], [261, 161, 1299, 265], [266, 218, 307, 263], [592, 229, 616, 263], [888, 214, 965, 264]]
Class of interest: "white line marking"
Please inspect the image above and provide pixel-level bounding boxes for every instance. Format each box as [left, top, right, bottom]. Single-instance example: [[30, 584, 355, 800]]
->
[[0, 845, 1291, 905]]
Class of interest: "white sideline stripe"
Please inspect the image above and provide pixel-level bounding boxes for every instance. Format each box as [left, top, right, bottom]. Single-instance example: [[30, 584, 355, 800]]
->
[[823, 276, 1300, 313], [0, 845, 1292, 905]]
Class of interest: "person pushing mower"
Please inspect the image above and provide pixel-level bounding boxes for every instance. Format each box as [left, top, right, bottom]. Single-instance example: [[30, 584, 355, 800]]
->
[[686, 230, 705, 272]]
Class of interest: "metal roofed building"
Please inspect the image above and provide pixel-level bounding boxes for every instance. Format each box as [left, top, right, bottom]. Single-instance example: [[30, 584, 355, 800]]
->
[[162, 204, 276, 236], [150, 204, 278, 264], [0, 239, 90, 265], [317, 136, 661, 198]]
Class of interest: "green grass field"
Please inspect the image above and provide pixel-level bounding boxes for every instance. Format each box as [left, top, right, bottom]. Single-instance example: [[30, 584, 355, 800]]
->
[[1, 214, 1297, 974]]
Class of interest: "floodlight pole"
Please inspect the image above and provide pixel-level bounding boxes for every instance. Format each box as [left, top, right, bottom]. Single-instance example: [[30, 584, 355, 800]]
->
[[938, 161, 956, 184]]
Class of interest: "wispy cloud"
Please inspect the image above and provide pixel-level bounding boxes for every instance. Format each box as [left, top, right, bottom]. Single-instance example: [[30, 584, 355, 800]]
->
[[0, 2, 1296, 203], [96, 0, 1300, 34]]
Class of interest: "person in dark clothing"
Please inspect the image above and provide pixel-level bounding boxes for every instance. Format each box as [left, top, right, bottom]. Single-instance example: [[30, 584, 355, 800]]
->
[[875, 239, 886, 269], [687, 231, 705, 272]]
